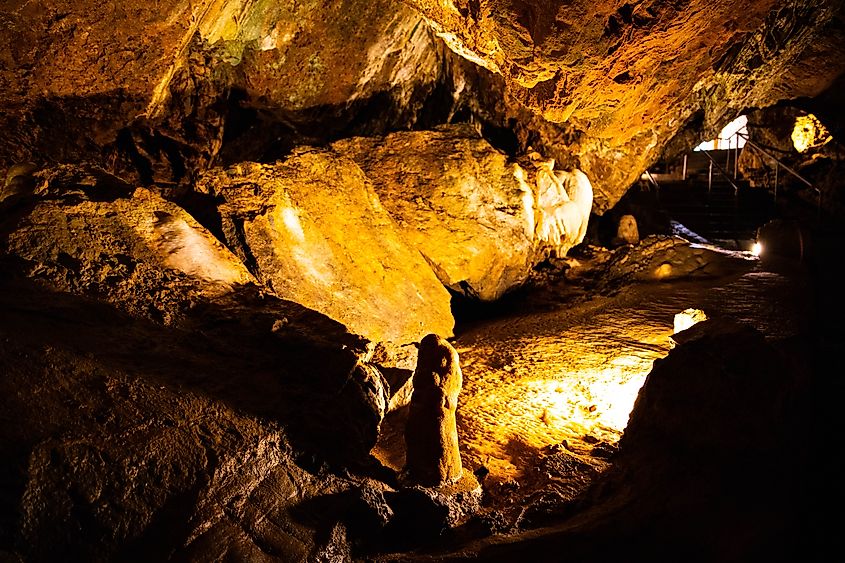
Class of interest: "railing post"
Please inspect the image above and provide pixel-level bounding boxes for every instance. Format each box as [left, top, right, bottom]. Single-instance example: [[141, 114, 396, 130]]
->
[[773, 164, 778, 202], [708, 158, 713, 194], [682, 154, 687, 181], [725, 139, 731, 171], [734, 132, 739, 179]]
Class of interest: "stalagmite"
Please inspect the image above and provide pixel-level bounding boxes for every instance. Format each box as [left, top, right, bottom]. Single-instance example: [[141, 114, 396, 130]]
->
[[403, 334, 463, 487], [617, 214, 640, 245]]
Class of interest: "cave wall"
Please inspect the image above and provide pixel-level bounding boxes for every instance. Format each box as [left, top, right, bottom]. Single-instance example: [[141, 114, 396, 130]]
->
[[3, 0, 845, 210], [0, 0, 451, 185], [402, 0, 845, 209]]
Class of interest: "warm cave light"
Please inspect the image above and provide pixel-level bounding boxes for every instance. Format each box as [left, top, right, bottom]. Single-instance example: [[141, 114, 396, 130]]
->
[[751, 241, 762, 256], [695, 115, 748, 151], [457, 316, 675, 480], [791, 114, 832, 153], [673, 308, 707, 333], [525, 362, 647, 439]]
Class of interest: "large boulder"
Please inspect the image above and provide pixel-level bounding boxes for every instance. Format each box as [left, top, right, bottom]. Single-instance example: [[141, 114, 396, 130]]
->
[[196, 149, 455, 344], [335, 126, 594, 300], [0, 283, 377, 562], [0, 165, 416, 561], [334, 126, 535, 301], [0, 164, 391, 467]]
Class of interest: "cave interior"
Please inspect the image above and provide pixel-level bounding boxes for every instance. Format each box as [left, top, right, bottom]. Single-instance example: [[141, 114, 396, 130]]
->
[[1, 0, 844, 561]]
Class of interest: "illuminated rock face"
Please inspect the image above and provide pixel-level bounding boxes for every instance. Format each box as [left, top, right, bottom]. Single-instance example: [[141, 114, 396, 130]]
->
[[2, 0, 844, 209], [336, 125, 594, 299], [617, 214, 640, 245], [404, 334, 463, 487], [335, 125, 535, 301], [526, 161, 593, 257], [196, 149, 455, 344]]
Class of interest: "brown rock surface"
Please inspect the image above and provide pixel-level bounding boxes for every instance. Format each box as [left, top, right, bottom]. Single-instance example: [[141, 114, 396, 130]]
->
[[0, 0, 445, 183], [402, 0, 845, 209], [196, 149, 455, 344], [403, 334, 463, 487], [0, 275, 387, 561], [334, 125, 536, 301], [1, 165, 254, 324], [616, 214, 640, 245]]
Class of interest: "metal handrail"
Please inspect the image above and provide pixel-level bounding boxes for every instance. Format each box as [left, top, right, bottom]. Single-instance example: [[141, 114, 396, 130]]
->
[[643, 169, 660, 191], [735, 130, 821, 220], [736, 132, 815, 189], [699, 148, 742, 195]]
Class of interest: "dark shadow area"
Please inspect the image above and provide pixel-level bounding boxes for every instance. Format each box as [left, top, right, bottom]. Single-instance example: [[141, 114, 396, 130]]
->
[[0, 265, 382, 474]]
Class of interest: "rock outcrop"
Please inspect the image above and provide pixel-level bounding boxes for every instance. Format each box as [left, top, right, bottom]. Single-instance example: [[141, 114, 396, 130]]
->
[[196, 149, 455, 344], [601, 235, 755, 286], [1, 165, 254, 324], [402, 0, 845, 209], [334, 125, 536, 301], [336, 126, 595, 300], [0, 0, 447, 184]]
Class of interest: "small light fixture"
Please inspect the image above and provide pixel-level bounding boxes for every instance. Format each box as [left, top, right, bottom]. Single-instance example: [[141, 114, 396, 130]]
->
[[751, 241, 762, 256]]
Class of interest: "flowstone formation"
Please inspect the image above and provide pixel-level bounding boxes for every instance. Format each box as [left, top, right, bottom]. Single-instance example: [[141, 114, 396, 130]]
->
[[403, 334, 464, 487]]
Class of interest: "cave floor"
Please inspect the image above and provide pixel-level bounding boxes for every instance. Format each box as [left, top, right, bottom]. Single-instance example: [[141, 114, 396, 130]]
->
[[375, 247, 814, 540]]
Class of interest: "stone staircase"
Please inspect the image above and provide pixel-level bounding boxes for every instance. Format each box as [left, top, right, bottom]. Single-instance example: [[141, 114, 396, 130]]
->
[[653, 150, 776, 244]]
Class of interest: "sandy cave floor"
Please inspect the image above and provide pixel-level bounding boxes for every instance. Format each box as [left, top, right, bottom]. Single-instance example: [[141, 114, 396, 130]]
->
[[373, 247, 812, 531]]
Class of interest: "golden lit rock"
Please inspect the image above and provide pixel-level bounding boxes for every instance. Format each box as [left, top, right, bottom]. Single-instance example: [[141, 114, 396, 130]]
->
[[334, 125, 535, 300], [791, 113, 833, 153], [336, 127, 594, 299], [519, 154, 594, 258], [197, 149, 455, 344], [673, 308, 708, 334], [616, 214, 640, 245]]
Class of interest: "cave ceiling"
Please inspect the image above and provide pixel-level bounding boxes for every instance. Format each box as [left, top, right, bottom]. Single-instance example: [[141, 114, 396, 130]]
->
[[1, 0, 844, 209]]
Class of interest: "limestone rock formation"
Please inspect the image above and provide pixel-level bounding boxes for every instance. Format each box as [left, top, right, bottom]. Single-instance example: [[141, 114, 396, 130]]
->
[[0, 277, 384, 561], [0, 0, 445, 184], [0, 165, 254, 324], [518, 154, 593, 257], [403, 334, 463, 487], [0, 165, 416, 559], [336, 126, 594, 300], [438, 318, 810, 561], [601, 235, 754, 286], [402, 0, 845, 209], [334, 125, 536, 301], [196, 149, 455, 344], [616, 214, 640, 245]]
